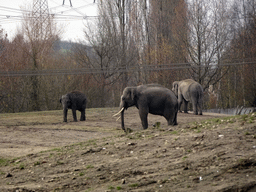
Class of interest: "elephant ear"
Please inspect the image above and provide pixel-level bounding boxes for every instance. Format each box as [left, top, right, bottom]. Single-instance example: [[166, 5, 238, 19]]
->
[[130, 88, 137, 101], [67, 94, 72, 105]]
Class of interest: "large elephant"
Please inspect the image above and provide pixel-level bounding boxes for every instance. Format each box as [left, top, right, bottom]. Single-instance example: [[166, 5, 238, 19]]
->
[[59, 91, 87, 122], [113, 84, 178, 132], [172, 79, 203, 115]]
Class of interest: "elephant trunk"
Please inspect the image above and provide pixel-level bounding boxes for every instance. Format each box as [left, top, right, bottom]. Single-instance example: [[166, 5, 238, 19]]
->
[[113, 107, 126, 132], [63, 107, 68, 122], [121, 109, 125, 132]]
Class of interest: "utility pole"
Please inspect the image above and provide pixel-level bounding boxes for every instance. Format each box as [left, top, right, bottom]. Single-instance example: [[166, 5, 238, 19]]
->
[[30, 0, 52, 111], [63, 0, 72, 7], [32, 0, 52, 40]]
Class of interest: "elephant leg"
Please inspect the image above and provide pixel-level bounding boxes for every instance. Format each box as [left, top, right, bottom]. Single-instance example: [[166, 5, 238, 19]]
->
[[80, 109, 86, 121], [184, 100, 189, 113], [139, 109, 148, 129], [72, 108, 78, 122], [173, 111, 178, 125], [178, 98, 183, 113], [198, 100, 203, 115], [191, 98, 198, 115], [63, 109, 68, 122], [193, 103, 198, 115]]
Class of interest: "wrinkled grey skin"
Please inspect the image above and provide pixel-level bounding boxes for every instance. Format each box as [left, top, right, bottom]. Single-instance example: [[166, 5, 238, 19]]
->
[[118, 84, 178, 131], [60, 91, 87, 122], [172, 79, 203, 115]]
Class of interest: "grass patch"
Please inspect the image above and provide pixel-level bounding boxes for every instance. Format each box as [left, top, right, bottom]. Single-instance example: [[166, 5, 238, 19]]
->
[[84, 139, 98, 147], [129, 183, 139, 188], [86, 165, 94, 169], [170, 131, 178, 135], [56, 160, 64, 165], [108, 186, 115, 190], [34, 161, 41, 166], [244, 132, 251, 135], [0, 158, 11, 167], [19, 164, 25, 170]]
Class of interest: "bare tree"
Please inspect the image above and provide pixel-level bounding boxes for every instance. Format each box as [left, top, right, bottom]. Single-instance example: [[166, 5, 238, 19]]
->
[[21, 5, 60, 111], [183, 0, 232, 89], [81, 0, 139, 106], [219, 0, 256, 108]]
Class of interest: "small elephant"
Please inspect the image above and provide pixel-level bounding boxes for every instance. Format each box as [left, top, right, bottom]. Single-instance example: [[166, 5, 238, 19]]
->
[[60, 91, 87, 122], [172, 79, 203, 115], [113, 84, 178, 131]]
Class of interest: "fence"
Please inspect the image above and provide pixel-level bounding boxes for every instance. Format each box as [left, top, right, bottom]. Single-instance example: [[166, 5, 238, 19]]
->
[[0, 62, 255, 113]]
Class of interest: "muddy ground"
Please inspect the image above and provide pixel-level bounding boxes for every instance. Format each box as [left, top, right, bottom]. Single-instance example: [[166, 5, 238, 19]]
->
[[0, 107, 256, 192]]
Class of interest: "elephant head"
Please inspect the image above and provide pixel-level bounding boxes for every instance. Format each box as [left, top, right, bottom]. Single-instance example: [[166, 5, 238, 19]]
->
[[120, 87, 138, 109], [60, 94, 71, 122], [60, 94, 71, 108]]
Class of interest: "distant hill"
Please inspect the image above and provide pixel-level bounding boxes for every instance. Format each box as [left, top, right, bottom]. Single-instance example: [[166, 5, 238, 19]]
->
[[53, 40, 89, 52]]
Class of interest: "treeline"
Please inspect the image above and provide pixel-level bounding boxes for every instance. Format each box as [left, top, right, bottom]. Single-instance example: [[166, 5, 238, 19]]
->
[[0, 0, 256, 113]]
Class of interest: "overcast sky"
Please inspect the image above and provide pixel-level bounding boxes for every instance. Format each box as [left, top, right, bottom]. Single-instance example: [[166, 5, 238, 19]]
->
[[0, 0, 98, 42]]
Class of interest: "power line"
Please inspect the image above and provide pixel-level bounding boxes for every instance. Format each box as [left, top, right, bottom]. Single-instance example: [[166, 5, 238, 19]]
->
[[0, 2, 98, 25], [0, 61, 255, 77]]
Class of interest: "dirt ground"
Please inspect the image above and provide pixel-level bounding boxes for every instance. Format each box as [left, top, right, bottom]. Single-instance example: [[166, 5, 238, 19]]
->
[[0, 107, 256, 192]]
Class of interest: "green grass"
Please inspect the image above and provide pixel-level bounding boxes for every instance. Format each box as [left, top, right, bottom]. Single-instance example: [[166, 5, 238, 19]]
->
[[19, 163, 25, 170], [108, 186, 115, 190], [188, 113, 256, 131], [86, 165, 94, 169], [170, 131, 178, 134], [0, 158, 9, 167], [129, 183, 139, 188], [34, 161, 41, 166], [56, 160, 64, 165]]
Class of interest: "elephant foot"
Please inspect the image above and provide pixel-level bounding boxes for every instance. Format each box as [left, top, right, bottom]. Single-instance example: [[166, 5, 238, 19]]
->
[[184, 111, 188, 113], [80, 116, 86, 121], [178, 110, 183, 113]]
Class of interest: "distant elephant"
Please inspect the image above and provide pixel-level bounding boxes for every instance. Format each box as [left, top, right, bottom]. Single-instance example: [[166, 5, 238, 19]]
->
[[172, 79, 203, 115], [60, 91, 87, 122], [113, 84, 178, 132]]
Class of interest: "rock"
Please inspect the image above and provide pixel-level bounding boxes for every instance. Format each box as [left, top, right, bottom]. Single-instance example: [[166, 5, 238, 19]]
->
[[5, 173, 12, 178], [192, 177, 200, 183], [122, 179, 125, 184], [128, 142, 136, 146]]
